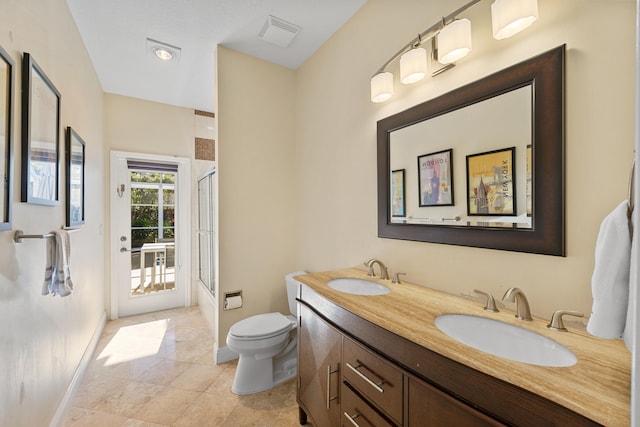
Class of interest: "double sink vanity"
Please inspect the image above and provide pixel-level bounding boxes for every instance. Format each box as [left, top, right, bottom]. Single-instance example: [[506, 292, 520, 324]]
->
[[294, 268, 630, 426]]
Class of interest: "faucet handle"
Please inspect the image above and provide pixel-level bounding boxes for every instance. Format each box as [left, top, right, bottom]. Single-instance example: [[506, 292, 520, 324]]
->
[[392, 272, 406, 284], [547, 310, 584, 331], [363, 259, 376, 276], [473, 289, 499, 312]]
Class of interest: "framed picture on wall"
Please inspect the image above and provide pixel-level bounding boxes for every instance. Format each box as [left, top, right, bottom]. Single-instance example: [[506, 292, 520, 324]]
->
[[0, 43, 14, 231], [417, 149, 453, 207], [466, 147, 516, 216], [21, 52, 61, 206], [391, 169, 405, 217], [65, 127, 85, 227]]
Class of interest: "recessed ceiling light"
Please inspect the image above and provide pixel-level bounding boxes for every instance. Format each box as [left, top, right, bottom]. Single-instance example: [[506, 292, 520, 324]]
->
[[146, 38, 181, 62], [153, 47, 174, 61]]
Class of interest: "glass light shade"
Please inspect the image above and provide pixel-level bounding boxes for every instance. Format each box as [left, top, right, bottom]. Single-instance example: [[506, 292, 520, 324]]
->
[[371, 72, 394, 103], [437, 18, 472, 65], [400, 47, 427, 84], [491, 0, 538, 40]]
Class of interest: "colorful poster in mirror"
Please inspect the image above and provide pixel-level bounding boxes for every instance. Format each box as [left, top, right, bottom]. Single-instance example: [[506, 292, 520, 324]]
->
[[417, 149, 453, 207], [391, 169, 405, 217], [466, 147, 516, 216]]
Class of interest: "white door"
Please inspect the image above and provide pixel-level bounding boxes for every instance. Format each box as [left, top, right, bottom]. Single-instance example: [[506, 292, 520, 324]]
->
[[111, 151, 191, 318]]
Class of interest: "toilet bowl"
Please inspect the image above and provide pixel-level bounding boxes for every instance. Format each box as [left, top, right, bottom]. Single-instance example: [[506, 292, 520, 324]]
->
[[226, 271, 305, 395]]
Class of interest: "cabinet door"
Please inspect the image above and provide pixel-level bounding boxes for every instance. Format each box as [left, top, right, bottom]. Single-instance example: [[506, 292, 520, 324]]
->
[[408, 377, 506, 427], [298, 304, 342, 427]]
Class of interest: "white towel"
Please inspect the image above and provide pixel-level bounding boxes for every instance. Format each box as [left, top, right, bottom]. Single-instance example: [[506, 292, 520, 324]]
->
[[42, 230, 74, 297], [586, 201, 631, 339]]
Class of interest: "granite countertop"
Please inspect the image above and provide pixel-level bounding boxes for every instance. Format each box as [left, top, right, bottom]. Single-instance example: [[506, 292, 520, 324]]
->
[[295, 268, 631, 426]]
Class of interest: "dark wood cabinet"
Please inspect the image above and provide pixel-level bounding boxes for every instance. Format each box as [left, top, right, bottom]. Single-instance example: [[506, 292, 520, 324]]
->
[[297, 286, 602, 427], [407, 376, 505, 427], [297, 303, 342, 426]]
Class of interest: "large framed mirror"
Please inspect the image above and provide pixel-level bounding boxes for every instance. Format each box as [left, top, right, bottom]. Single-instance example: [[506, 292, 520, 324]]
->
[[0, 44, 14, 231], [378, 45, 565, 256]]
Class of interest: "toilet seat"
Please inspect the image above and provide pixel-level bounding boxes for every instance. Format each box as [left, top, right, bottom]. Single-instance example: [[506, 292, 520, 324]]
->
[[229, 312, 295, 341]]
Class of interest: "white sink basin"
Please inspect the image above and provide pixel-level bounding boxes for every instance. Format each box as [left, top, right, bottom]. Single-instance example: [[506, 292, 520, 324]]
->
[[434, 314, 576, 367], [328, 278, 390, 296]]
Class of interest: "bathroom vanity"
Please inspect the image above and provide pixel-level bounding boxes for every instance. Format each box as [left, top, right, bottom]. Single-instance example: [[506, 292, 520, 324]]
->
[[295, 269, 630, 426]]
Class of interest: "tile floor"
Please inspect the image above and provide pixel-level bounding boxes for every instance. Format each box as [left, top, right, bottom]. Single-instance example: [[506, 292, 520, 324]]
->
[[64, 306, 302, 427]]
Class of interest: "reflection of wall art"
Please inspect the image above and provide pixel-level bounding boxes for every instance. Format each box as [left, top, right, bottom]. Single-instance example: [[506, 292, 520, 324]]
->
[[526, 144, 532, 216], [65, 127, 85, 227], [21, 53, 61, 206], [466, 147, 516, 216], [0, 44, 14, 231], [417, 149, 453, 207], [391, 169, 405, 217]]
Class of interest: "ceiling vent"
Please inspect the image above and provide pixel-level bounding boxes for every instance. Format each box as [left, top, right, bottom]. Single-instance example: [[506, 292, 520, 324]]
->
[[258, 15, 301, 48]]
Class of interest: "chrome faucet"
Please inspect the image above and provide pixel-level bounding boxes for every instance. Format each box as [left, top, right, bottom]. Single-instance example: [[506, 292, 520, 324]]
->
[[502, 287, 532, 321], [364, 259, 389, 280]]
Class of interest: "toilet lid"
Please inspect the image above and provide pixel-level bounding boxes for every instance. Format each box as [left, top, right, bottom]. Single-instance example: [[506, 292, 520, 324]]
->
[[229, 312, 294, 340]]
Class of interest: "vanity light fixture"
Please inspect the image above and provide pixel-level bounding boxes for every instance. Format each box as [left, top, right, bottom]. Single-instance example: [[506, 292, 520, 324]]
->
[[371, 71, 394, 103], [492, 0, 538, 40], [370, 0, 539, 103], [400, 45, 428, 84], [437, 18, 472, 65]]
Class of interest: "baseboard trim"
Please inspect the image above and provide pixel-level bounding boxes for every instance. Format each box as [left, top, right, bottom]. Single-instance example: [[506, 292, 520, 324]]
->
[[49, 311, 107, 427], [215, 344, 238, 365]]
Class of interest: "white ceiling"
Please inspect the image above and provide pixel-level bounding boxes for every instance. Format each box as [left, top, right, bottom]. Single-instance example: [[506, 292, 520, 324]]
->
[[65, 0, 367, 112]]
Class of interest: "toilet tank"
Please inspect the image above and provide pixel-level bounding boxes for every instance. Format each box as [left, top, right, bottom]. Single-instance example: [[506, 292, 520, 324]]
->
[[285, 271, 306, 315]]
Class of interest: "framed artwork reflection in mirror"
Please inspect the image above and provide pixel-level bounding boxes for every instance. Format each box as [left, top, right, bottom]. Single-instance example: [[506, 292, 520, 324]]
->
[[21, 52, 61, 206], [65, 127, 85, 227], [0, 44, 14, 231]]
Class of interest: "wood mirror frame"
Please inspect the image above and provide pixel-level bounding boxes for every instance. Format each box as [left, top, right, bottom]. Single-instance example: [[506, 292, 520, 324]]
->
[[377, 45, 565, 256]]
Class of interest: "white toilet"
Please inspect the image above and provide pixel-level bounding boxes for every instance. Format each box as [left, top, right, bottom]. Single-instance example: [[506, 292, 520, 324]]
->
[[226, 271, 305, 395]]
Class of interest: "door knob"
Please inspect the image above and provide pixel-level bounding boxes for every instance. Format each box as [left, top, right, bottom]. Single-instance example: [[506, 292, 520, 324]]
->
[[120, 247, 130, 253]]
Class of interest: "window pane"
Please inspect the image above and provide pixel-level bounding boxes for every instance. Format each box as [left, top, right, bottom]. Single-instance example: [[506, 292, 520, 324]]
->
[[163, 228, 175, 239], [131, 171, 162, 183], [163, 189, 175, 205], [162, 173, 176, 184], [131, 205, 158, 224], [163, 208, 175, 227], [131, 187, 159, 205], [131, 228, 158, 249]]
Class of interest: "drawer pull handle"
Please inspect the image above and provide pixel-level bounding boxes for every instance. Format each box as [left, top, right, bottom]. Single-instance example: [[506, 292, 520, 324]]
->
[[346, 362, 385, 393], [343, 411, 362, 427], [326, 364, 339, 409]]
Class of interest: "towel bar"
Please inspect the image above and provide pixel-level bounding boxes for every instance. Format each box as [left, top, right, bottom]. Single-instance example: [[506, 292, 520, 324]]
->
[[14, 228, 80, 243]]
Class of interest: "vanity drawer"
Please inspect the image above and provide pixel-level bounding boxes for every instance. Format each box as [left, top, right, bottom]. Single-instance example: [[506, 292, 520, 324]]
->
[[343, 337, 403, 424], [342, 382, 394, 427]]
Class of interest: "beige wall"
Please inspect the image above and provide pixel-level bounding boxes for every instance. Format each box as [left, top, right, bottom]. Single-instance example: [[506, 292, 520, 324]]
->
[[216, 46, 297, 342], [294, 0, 635, 321], [0, 0, 106, 425], [103, 94, 212, 311]]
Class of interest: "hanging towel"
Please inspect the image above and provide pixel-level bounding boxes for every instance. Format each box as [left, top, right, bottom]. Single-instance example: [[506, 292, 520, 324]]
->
[[42, 230, 74, 297], [586, 201, 631, 339]]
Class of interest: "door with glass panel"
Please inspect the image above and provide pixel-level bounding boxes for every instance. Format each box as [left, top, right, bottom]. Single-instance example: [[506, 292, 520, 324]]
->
[[197, 169, 216, 297], [115, 157, 186, 317]]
